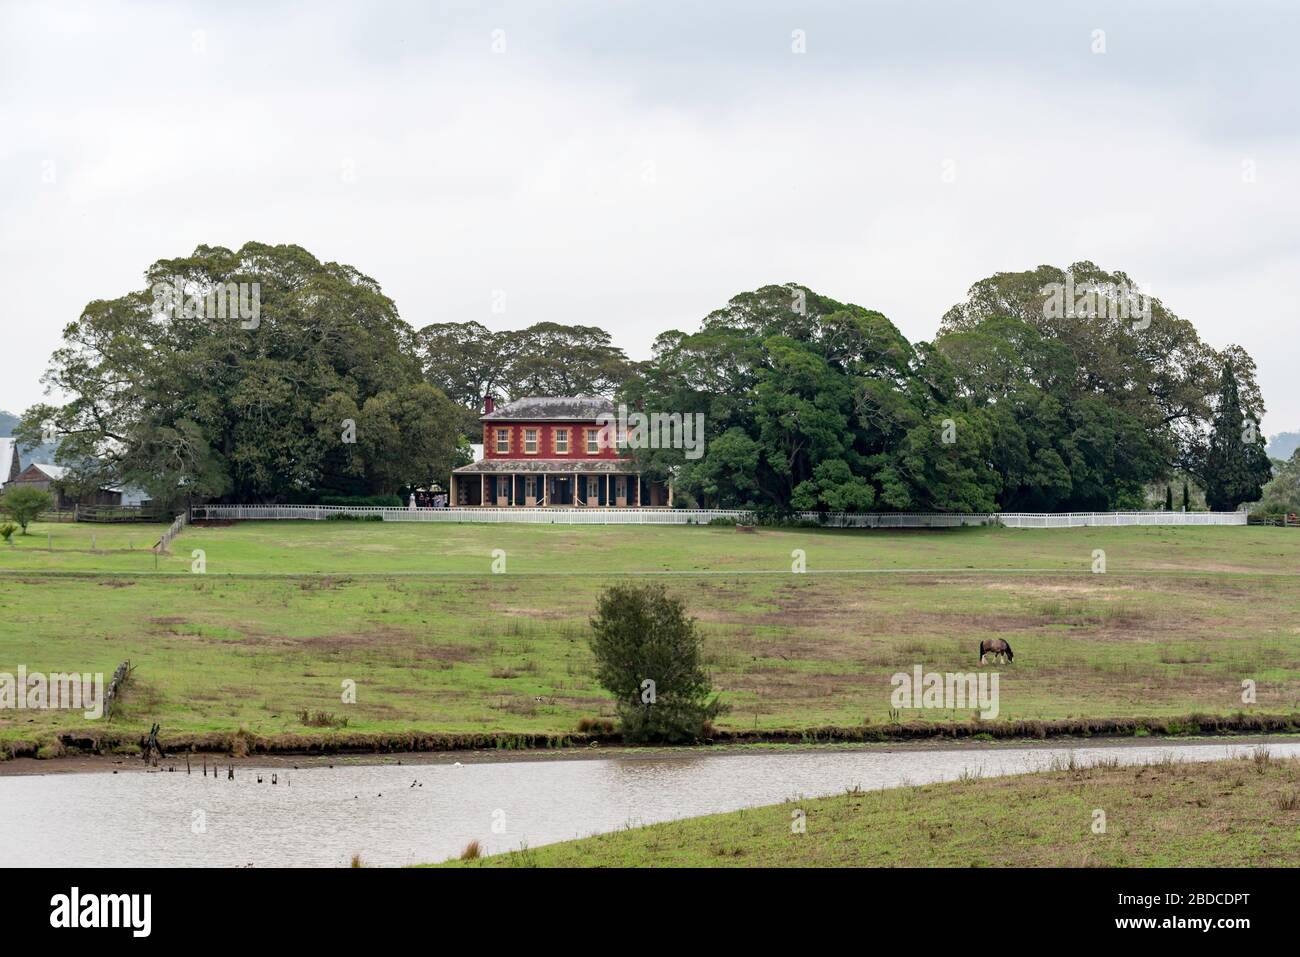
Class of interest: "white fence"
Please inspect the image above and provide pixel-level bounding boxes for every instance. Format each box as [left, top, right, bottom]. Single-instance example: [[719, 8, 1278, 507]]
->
[[189, 505, 1246, 528], [999, 511, 1245, 528]]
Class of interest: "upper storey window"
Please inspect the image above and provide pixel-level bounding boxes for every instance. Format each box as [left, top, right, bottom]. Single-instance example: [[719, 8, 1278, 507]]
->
[[555, 428, 570, 453], [524, 428, 539, 454], [495, 428, 510, 454]]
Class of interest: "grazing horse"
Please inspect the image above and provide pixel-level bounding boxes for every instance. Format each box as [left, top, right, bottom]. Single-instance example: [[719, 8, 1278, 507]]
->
[[979, 638, 1014, 665]]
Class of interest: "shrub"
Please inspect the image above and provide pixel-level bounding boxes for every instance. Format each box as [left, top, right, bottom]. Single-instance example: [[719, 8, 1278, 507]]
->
[[588, 583, 727, 743], [297, 709, 349, 728], [0, 523, 15, 543], [0, 486, 54, 533]]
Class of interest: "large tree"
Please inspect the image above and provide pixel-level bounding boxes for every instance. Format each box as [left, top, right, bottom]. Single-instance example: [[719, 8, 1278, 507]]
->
[[1193, 361, 1273, 511], [19, 243, 457, 504], [621, 283, 995, 512], [937, 262, 1260, 476], [417, 319, 634, 431]]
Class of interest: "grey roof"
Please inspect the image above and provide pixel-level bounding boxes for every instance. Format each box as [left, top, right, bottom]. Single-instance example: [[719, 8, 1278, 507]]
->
[[482, 395, 614, 422], [453, 458, 639, 475], [31, 462, 68, 481]]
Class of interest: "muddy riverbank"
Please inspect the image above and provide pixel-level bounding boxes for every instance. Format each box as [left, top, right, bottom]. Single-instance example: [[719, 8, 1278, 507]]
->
[[5, 709, 1298, 770]]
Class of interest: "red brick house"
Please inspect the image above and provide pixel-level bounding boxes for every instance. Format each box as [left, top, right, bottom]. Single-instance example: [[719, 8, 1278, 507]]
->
[[450, 396, 672, 507]]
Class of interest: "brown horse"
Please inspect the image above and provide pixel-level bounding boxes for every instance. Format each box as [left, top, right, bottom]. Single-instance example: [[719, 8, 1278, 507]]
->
[[978, 638, 1014, 665]]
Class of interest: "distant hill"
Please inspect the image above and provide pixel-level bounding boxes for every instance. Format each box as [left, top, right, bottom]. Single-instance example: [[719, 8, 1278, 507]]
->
[[1268, 431, 1300, 461], [0, 409, 60, 464]]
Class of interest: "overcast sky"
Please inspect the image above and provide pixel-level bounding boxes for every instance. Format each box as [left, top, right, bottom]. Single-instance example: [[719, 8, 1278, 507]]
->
[[2, 0, 1297, 432]]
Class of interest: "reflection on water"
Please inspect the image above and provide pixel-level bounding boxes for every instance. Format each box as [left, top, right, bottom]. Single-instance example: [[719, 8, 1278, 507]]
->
[[1, 740, 1296, 867]]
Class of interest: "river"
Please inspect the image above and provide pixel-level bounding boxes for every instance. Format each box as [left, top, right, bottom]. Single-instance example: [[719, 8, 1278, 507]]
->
[[1, 739, 1295, 866]]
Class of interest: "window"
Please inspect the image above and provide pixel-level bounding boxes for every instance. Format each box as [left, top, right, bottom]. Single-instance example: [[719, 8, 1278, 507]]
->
[[554, 428, 569, 453], [587, 476, 599, 500], [586, 428, 600, 454], [495, 428, 510, 454], [524, 428, 539, 454]]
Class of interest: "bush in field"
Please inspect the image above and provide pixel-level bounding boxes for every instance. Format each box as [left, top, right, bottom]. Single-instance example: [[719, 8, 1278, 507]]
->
[[0, 486, 53, 534], [0, 522, 15, 543], [588, 583, 726, 743]]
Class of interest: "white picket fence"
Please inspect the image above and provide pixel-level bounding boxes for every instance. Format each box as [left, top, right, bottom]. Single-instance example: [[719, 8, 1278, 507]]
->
[[999, 512, 1244, 528], [188, 504, 1246, 528]]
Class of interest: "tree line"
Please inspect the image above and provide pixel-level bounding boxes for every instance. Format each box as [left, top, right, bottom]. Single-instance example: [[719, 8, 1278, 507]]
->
[[15, 243, 1273, 512]]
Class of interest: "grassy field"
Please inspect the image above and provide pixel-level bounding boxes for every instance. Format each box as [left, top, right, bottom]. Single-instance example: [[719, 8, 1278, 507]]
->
[[446, 752, 1300, 867], [1, 519, 1297, 575], [1, 521, 1299, 752]]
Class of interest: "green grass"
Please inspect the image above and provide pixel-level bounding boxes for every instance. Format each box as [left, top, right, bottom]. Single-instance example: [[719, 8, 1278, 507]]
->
[[2, 519, 1297, 576], [2, 522, 1299, 750], [443, 753, 1300, 867]]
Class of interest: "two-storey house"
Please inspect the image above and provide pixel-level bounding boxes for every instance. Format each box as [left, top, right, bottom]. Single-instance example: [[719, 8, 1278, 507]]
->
[[449, 396, 672, 507]]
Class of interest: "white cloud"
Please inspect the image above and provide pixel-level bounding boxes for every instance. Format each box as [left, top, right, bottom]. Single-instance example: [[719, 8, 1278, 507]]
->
[[1, 0, 1297, 432]]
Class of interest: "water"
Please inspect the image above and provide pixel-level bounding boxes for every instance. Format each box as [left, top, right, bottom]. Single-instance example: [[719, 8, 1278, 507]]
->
[[1, 740, 1295, 867]]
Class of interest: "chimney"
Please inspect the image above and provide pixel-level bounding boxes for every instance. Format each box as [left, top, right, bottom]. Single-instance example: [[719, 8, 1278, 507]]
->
[[483, 395, 495, 415]]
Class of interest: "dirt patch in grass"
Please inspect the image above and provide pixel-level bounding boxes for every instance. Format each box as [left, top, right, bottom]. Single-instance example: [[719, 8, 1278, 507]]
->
[[414, 643, 481, 663], [495, 606, 573, 621], [986, 581, 1131, 596]]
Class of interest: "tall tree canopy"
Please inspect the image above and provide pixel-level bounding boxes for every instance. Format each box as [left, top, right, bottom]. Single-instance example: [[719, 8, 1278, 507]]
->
[[416, 319, 634, 432], [620, 283, 1000, 512], [1191, 361, 1273, 511], [19, 249, 1267, 513], [622, 269, 1264, 513], [20, 243, 461, 504], [936, 263, 1260, 466]]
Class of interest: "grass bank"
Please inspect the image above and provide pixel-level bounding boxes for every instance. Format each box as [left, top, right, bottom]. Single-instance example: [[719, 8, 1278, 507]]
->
[[2, 522, 1298, 754], [445, 752, 1300, 867]]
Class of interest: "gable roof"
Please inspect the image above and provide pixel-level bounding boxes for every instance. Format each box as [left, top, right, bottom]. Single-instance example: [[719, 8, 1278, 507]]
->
[[26, 462, 68, 481], [0, 438, 17, 485], [482, 396, 614, 422]]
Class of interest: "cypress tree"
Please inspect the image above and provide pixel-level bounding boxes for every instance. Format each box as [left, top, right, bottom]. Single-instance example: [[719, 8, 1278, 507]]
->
[[1199, 362, 1273, 511], [1165, 485, 1173, 511]]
